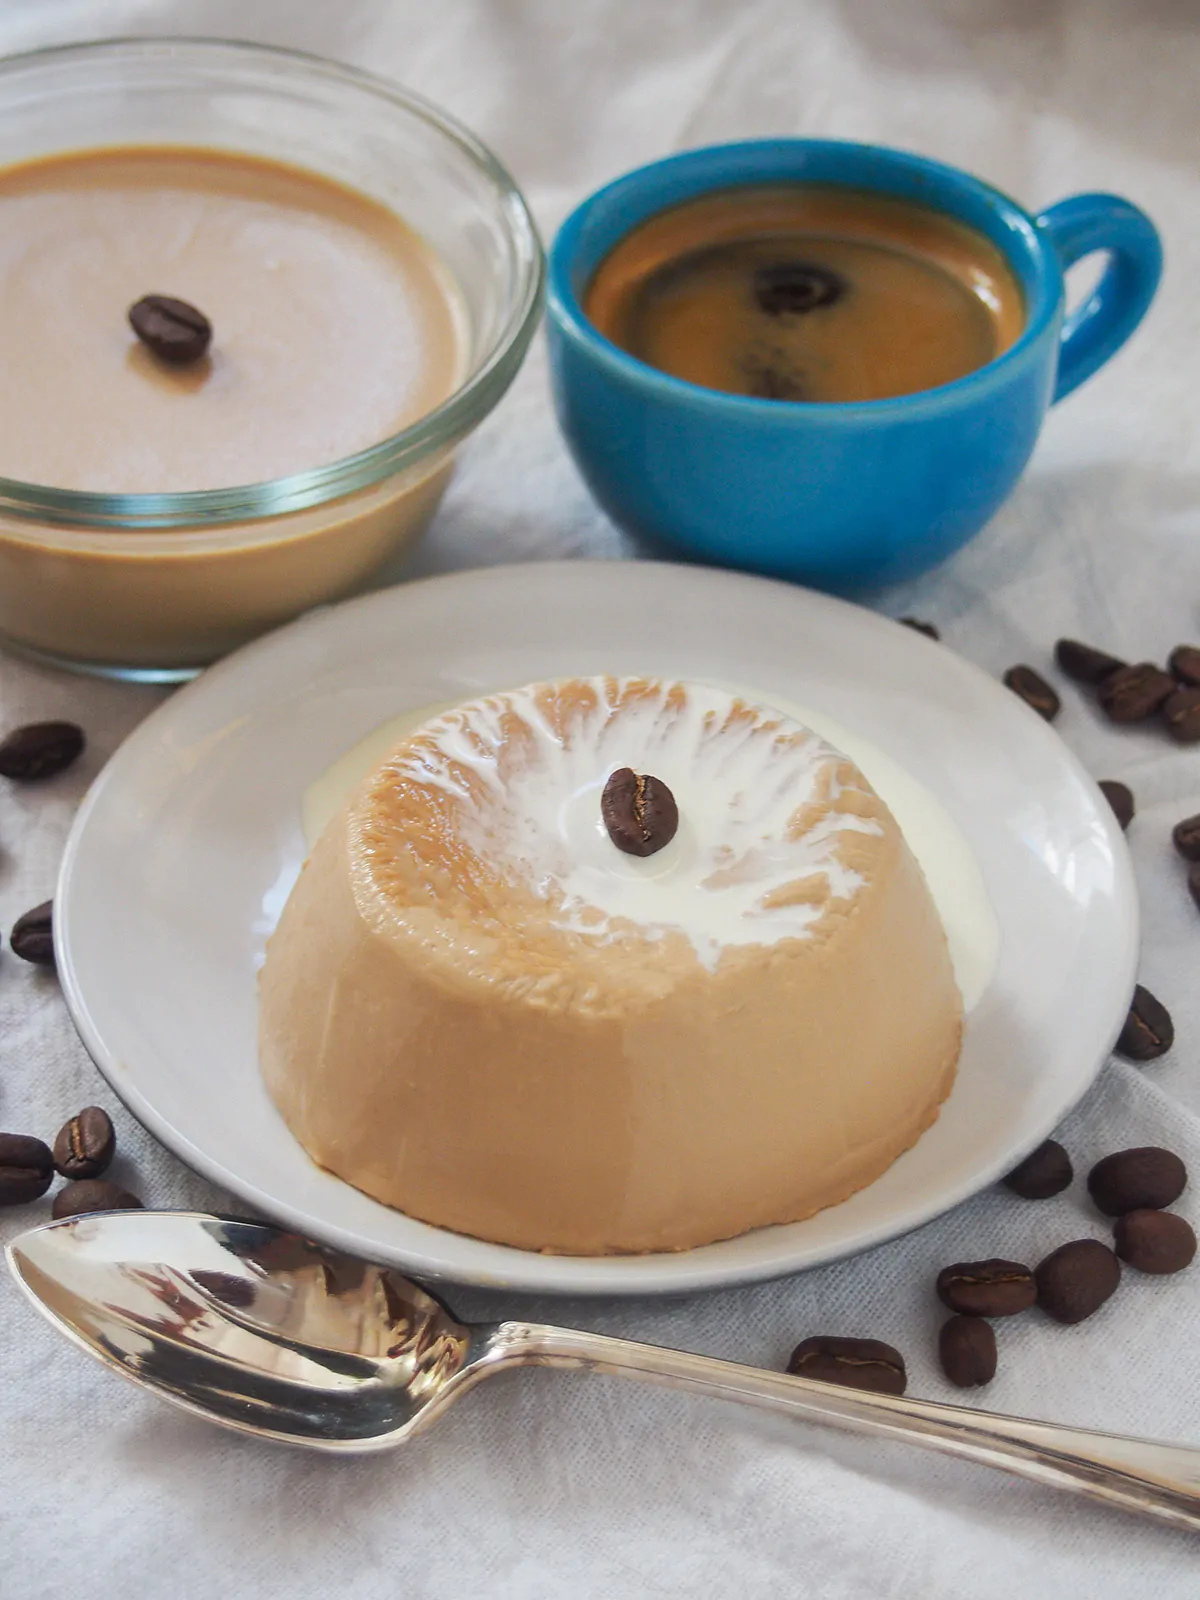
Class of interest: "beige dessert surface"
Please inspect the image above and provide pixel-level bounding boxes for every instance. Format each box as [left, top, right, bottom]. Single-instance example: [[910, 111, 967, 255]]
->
[[259, 676, 963, 1254], [0, 145, 465, 667], [0, 147, 461, 492]]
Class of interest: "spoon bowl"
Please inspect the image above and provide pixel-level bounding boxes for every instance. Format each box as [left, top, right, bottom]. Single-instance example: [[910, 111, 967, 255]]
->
[[10, 1210, 1200, 1531], [7, 1211, 495, 1450]]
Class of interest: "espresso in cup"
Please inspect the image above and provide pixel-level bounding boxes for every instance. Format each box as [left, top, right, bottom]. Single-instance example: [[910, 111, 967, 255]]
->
[[585, 185, 1025, 402]]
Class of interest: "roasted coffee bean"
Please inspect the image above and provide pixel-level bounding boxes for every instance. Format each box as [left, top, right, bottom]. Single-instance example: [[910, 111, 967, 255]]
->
[[601, 767, 679, 857], [51, 1179, 143, 1220], [1098, 780, 1134, 831], [1163, 685, 1200, 743], [128, 294, 212, 364], [1035, 1239, 1121, 1324], [1173, 813, 1200, 862], [1168, 644, 1200, 687], [936, 1258, 1036, 1317], [0, 1133, 54, 1205], [1098, 662, 1176, 723], [1116, 985, 1174, 1062], [938, 1315, 997, 1387], [1002, 1139, 1073, 1200], [900, 617, 940, 640], [52, 1107, 115, 1180], [0, 720, 84, 781], [753, 261, 845, 316], [1087, 1147, 1186, 1216], [1002, 665, 1060, 722], [11, 900, 53, 966], [786, 1335, 906, 1396], [1114, 1208, 1196, 1275], [1054, 638, 1125, 685]]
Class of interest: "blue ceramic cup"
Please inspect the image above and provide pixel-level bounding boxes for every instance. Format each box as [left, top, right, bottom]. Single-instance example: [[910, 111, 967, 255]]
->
[[546, 141, 1162, 591]]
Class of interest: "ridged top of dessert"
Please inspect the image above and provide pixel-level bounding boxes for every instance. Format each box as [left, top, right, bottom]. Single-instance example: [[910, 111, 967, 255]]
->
[[349, 676, 894, 977]]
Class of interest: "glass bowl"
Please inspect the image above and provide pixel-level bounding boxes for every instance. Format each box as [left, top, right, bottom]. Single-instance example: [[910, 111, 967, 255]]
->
[[0, 37, 543, 679]]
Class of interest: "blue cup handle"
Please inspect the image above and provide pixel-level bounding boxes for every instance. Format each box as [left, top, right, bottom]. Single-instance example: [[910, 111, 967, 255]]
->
[[1035, 193, 1162, 403]]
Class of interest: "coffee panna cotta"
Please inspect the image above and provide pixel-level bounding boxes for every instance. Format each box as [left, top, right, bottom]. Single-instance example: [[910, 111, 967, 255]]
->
[[260, 676, 963, 1255]]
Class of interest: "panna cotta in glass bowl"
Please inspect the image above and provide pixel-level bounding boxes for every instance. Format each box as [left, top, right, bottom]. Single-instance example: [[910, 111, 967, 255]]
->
[[0, 38, 542, 678]]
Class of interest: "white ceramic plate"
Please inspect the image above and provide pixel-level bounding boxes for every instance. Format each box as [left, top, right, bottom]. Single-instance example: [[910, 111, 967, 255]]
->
[[56, 561, 1137, 1295]]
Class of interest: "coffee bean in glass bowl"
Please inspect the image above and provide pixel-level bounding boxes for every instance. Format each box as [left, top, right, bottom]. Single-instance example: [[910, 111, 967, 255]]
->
[[1087, 1147, 1186, 1216], [1002, 665, 1060, 721], [0, 720, 85, 781], [1116, 985, 1173, 1062], [51, 1180, 143, 1220], [1097, 780, 1134, 831], [128, 294, 212, 364], [0, 1133, 54, 1205], [938, 1316, 997, 1388], [1002, 1139, 1073, 1200], [52, 1107, 115, 1180], [786, 1335, 906, 1396], [1098, 663, 1175, 723], [1113, 1209, 1196, 1275], [10, 900, 54, 966], [1035, 1239, 1121, 1324], [936, 1258, 1035, 1317], [1168, 644, 1200, 687], [1054, 638, 1125, 685]]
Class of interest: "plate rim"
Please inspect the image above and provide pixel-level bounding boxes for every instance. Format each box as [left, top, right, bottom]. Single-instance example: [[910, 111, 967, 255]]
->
[[55, 559, 1141, 1295]]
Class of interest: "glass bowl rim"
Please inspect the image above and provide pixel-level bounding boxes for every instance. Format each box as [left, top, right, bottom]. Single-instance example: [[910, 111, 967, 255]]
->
[[0, 35, 545, 533]]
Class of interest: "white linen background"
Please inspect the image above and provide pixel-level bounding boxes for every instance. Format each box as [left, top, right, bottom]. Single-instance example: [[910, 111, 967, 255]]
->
[[1, 2, 1199, 1594]]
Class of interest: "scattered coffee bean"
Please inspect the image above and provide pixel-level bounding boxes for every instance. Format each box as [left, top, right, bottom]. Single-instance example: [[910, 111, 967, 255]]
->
[[753, 262, 845, 316], [51, 1179, 143, 1221], [10, 901, 53, 966], [1002, 665, 1060, 722], [1002, 1139, 1073, 1200], [0, 1133, 54, 1205], [1035, 1239, 1121, 1324], [1114, 1208, 1196, 1275], [1116, 985, 1174, 1062], [938, 1315, 997, 1387], [1098, 780, 1134, 831], [936, 1258, 1036, 1317], [1162, 685, 1200, 743], [1098, 662, 1175, 723], [900, 617, 940, 640], [1054, 638, 1125, 685], [601, 767, 679, 857], [1168, 644, 1200, 687], [1188, 862, 1200, 915], [1173, 813, 1200, 861], [52, 1107, 115, 1180], [786, 1335, 906, 1396], [0, 720, 84, 781], [128, 294, 212, 364], [1087, 1147, 1187, 1216]]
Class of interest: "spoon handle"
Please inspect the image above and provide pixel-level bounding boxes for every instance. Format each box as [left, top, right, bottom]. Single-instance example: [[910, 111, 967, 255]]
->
[[489, 1322, 1200, 1531]]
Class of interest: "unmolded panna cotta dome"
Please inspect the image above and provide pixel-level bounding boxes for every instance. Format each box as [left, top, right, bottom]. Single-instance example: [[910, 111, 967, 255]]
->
[[259, 676, 963, 1253]]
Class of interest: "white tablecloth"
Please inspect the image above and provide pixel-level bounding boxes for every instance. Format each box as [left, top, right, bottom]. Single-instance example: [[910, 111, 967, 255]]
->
[[3, 2, 1200, 1594]]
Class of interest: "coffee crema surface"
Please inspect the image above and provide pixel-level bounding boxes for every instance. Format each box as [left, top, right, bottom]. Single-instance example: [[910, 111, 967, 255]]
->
[[260, 676, 963, 1255], [585, 184, 1024, 402]]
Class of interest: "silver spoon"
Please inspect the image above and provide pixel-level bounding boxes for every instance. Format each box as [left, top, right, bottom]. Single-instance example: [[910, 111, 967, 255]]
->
[[8, 1210, 1200, 1530]]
